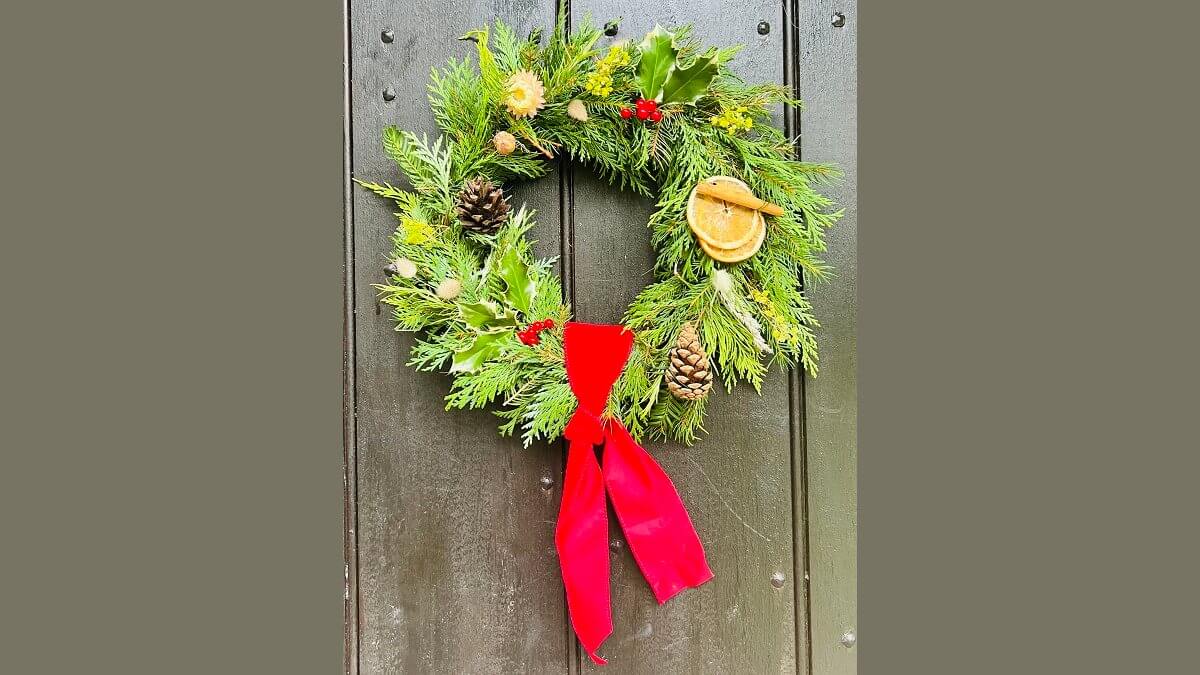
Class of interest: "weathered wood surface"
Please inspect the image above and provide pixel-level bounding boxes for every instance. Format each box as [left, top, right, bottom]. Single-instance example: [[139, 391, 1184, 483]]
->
[[568, 2, 803, 672], [798, 2, 857, 674], [346, 1, 857, 673], [349, 1, 568, 673]]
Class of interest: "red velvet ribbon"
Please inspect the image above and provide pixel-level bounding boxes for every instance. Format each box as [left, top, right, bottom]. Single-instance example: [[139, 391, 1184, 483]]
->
[[555, 321, 714, 665]]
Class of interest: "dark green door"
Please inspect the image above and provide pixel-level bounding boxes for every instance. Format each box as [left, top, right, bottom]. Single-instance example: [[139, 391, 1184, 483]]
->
[[344, 1, 856, 672]]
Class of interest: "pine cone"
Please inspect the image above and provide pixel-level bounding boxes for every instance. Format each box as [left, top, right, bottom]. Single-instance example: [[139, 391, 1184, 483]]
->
[[455, 177, 510, 235], [665, 322, 713, 401]]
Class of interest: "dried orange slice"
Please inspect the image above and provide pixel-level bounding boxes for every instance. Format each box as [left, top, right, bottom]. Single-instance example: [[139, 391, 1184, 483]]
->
[[686, 176, 763, 250], [698, 217, 766, 263]]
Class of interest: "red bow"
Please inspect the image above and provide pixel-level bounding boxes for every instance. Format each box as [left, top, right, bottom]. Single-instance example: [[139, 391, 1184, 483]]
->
[[555, 322, 714, 665]]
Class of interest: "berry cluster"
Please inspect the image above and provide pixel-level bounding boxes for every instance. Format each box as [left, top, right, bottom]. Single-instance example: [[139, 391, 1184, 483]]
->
[[619, 98, 662, 123], [517, 318, 555, 346]]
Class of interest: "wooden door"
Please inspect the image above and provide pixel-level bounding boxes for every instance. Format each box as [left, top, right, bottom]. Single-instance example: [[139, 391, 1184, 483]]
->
[[344, 2, 856, 673]]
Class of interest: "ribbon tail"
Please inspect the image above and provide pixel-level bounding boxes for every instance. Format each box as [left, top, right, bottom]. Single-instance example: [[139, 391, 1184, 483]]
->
[[555, 439, 612, 665], [602, 422, 714, 604]]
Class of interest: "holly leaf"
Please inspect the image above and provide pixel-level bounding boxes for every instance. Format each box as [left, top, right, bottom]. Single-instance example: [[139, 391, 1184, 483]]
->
[[636, 26, 677, 102], [449, 332, 509, 374], [661, 52, 719, 105], [496, 246, 536, 315], [460, 300, 519, 331]]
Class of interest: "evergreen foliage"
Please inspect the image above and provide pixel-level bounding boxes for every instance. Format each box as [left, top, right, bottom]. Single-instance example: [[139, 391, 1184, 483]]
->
[[356, 8, 841, 445]]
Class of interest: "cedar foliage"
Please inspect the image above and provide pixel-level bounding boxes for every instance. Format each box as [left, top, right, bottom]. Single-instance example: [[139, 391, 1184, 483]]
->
[[356, 7, 840, 445]]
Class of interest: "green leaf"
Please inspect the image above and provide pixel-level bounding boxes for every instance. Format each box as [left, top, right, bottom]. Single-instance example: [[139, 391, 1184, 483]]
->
[[636, 26, 677, 102], [661, 52, 719, 104], [497, 246, 536, 315], [461, 27, 501, 89], [460, 301, 519, 331], [450, 332, 508, 374], [353, 179, 410, 204]]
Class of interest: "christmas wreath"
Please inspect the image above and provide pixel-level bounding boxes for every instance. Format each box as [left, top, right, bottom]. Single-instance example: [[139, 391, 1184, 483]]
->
[[358, 15, 841, 447], [357, 13, 841, 664]]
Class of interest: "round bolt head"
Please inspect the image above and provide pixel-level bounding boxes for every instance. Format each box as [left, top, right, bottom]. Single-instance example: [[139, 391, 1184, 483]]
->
[[839, 630, 856, 648], [539, 476, 554, 489], [770, 572, 786, 588], [832, 12, 846, 28], [603, 21, 619, 36], [381, 29, 395, 43], [382, 87, 396, 102], [757, 21, 770, 35], [610, 539, 622, 551]]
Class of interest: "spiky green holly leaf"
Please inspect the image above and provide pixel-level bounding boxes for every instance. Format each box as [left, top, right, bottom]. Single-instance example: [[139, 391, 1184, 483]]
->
[[460, 300, 519, 331], [661, 52, 719, 104], [496, 246, 536, 315], [449, 332, 509, 374], [636, 26, 677, 102]]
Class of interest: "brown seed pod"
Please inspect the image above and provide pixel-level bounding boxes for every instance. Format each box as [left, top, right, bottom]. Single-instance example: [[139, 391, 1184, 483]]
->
[[493, 130, 517, 155]]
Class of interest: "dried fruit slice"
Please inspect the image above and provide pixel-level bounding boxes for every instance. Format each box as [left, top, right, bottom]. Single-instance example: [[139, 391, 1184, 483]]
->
[[697, 218, 766, 263], [686, 176, 763, 250]]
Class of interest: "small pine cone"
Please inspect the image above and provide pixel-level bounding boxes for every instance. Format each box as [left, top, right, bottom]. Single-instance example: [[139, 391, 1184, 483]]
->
[[455, 177, 510, 235], [665, 322, 713, 401]]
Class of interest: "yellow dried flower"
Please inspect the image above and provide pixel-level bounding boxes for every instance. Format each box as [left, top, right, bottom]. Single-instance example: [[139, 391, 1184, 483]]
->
[[598, 44, 631, 70], [749, 286, 793, 344], [582, 44, 628, 98], [711, 106, 755, 134], [401, 217, 434, 245], [584, 71, 613, 97], [504, 70, 545, 118]]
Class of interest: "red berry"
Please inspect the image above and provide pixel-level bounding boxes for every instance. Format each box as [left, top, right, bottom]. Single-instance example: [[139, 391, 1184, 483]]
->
[[544, 318, 555, 329], [635, 108, 650, 120], [649, 110, 662, 123], [646, 99, 658, 112], [620, 107, 633, 119], [531, 321, 544, 332]]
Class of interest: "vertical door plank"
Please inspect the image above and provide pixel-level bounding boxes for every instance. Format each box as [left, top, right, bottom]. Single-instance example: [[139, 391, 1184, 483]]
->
[[798, 2, 858, 674], [349, 1, 567, 672], [343, 0, 359, 668], [568, 2, 802, 672]]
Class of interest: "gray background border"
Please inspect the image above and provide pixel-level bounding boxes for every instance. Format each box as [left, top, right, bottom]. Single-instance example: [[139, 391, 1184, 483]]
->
[[2, 1, 1197, 674]]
